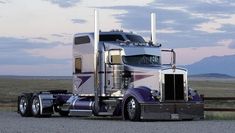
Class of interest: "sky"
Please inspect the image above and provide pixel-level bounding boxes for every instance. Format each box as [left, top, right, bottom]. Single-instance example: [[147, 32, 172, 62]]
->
[[0, 0, 235, 76]]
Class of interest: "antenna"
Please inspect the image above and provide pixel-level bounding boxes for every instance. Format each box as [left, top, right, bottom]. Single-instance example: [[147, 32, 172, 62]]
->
[[151, 13, 157, 45]]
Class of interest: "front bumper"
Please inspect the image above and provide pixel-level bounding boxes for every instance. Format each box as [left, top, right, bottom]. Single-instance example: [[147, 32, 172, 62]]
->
[[140, 102, 204, 120]]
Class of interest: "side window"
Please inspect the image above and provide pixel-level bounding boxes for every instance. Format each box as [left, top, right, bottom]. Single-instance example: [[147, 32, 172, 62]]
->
[[111, 55, 121, 64], [74, 36, 90, 45], [108, 50, 122, 65], [75, 58, 82, 73]]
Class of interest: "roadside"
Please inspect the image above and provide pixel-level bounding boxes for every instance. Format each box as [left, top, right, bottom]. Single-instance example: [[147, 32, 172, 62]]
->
[[1, 76, 235, 120], [0, 112, 235, 133]]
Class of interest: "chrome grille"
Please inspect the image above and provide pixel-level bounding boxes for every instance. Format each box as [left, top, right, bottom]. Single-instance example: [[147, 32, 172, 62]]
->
[[164, 74, 184, 101]]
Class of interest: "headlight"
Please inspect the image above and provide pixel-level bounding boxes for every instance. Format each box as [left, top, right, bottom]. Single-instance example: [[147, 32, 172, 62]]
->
[[151, 90, 161, 101]]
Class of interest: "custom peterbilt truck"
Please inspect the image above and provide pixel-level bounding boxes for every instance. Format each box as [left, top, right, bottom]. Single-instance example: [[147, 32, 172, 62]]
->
[[18, 11, 204, 121]]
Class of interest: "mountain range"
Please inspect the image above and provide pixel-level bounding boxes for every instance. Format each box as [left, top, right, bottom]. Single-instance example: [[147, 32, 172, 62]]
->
[[185, 54, 235, 77], [1, 55, 234, 78]]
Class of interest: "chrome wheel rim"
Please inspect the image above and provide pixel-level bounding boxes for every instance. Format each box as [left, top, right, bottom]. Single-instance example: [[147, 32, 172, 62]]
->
[[32, 97, 40, 115], [127, 98, 136, 119], [19, 97, 27, 114]]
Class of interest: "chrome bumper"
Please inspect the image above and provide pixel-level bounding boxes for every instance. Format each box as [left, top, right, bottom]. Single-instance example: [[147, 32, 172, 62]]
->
[[140, 102, 204, 120]]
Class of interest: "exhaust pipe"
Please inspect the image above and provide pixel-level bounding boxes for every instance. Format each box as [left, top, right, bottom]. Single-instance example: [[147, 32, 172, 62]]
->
[[94, 10, 99, 52], [94, 9, 100, 113], [151, 13, 157, 45]]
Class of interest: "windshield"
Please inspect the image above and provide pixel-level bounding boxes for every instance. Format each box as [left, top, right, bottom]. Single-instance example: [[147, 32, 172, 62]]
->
[[126, 35, 146, 43], [122, 54, 160, 66], [100, 34, 125, 42]]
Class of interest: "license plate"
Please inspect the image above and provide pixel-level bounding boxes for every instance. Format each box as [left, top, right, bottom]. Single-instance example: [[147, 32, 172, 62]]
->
[[171, 114, 179, 120]]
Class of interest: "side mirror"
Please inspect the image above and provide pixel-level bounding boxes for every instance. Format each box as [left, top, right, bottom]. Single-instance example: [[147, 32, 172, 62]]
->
[[161, 49, 176, 66]]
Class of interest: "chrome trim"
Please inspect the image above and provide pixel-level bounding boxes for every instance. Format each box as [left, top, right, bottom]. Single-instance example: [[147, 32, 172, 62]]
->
[[151, 13, 157, 45], [70, 109, 92, 112], [79, 94, 95, 96], [72, 98, 78, 108], [38, 95, 43, 115], [69, 109, 93, 116], [89, 101, 93, 109], [19, 97, 27, 114]]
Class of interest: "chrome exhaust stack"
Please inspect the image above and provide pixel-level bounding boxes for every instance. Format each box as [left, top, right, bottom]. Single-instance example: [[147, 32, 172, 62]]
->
[[94, 9, 100, 112], [151, 13, 157, 45]]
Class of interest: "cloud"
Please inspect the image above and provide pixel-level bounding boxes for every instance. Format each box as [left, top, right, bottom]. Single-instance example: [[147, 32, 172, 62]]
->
[[45, 0, 81, 8], [228, 40, 235, 49], [99, 0, 235, 49], [0, 37, 54, 50], [175, 39, 235, 65], [71, 18, 86, 24], [1, 0, 235, 76], [190, 1, 235, 15], [162, 20, 176, 24], [31, 37, 48, 41], [0, 36, 72, 75], [0, 37, 70, 65], [0, 64, 72, 76], [100, 5, 209, 48], [24, 45, 72, 60], [194, 14, 235, 33], [194, 21, 225, 33], [0, 52, 68, 65], [104, 5, 203, 31], [0, 0, 6, 4], [51, 34, 64, 37], [200, 0, 224, 4]]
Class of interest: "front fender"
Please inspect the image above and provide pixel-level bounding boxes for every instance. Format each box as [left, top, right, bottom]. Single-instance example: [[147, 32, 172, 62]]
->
[[122, 86, 156, 120], [188, 88, 203, 102], [123, 86, 155, 104]]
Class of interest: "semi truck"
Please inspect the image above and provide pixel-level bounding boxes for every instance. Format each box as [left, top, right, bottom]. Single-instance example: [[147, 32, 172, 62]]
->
[[18, 10, 204, 121]]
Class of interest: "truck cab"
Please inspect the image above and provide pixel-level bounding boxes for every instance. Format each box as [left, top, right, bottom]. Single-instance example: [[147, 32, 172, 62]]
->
[[72, 30, 203, 120]]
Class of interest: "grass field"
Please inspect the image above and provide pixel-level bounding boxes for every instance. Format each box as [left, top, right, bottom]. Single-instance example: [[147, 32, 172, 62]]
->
[[0, 76, 235, 119], [188, 77, 235, 119], [189, 78, 235, 97], [0, 77, 72, 103]]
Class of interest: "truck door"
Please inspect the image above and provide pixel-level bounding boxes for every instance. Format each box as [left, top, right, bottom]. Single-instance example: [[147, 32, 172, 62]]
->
[[73, 57, 83, 94], [105, 49, 123, 93]]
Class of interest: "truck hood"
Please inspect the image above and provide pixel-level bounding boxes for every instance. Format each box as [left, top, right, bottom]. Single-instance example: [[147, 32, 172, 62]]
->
[[125, 65, 187, 91]]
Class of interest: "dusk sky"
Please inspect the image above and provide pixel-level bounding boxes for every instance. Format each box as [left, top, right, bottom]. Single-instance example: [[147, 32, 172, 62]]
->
[[0, 0, 235, 76]]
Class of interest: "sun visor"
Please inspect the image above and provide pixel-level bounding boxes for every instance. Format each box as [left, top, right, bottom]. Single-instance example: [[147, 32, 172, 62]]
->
[[123, 47, 161, 56]]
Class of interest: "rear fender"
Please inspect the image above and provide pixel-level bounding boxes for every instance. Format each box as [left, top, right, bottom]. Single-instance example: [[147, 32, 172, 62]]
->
[[36, 93, 54, 115]]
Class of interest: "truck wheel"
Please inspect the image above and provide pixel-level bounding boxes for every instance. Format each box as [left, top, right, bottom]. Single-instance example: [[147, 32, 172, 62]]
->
[[125, 97, 141, 121], [59, 111, 69, 117], [18, 94, 32, 117], [31, 95, 41, 117]]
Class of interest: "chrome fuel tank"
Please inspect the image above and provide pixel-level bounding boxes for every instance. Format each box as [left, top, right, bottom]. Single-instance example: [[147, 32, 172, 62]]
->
[[112, 65, 124, 90]]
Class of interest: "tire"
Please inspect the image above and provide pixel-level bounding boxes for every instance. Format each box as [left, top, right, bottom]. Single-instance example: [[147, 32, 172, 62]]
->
[[18, 94, 33, 117], [59, 111, 69, 117], [31, 95, 41, 117], [125, 97, 141, 121]]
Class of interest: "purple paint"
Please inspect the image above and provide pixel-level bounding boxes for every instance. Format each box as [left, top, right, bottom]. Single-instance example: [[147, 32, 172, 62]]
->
[[76, 76, 91, 88], [124, 86, 156, 103], [133, 75, 154, 82]]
